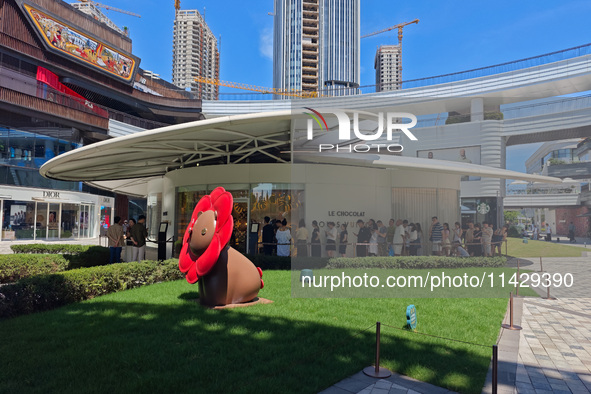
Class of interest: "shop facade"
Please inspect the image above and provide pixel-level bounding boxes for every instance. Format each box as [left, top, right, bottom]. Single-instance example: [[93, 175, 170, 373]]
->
[[0, 185, 113, 241], [147, 163, 461, 257]]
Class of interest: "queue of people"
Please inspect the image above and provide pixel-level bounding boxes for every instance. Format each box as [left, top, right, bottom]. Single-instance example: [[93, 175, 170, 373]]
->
[[258, 215, 508, 258]]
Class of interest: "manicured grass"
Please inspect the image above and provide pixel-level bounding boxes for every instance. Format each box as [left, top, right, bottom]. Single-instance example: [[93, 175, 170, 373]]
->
[[506, 237, 584, 257], [1, 271, 510, 394]]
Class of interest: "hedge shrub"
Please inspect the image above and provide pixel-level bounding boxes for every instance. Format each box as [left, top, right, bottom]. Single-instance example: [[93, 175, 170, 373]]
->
[[0, 259, 184, 319], [0, 254, 69, 284], [1, 246, 111, 283], [65, 246, 110, 269], [326, 256, 506, 269], [10, 244, 94, 254]]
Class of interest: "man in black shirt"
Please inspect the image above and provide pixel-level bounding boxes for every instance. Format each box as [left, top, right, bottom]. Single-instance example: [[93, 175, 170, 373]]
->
[[354, 219, 371, 257], [262, 216, 275, 256]]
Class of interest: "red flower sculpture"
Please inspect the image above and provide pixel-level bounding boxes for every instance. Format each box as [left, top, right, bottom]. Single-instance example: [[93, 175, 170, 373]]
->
[[179, 187, 234, 284]]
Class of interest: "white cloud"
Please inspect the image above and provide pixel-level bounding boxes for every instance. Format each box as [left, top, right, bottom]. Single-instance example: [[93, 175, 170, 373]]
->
[[259, 27, 273, 61]]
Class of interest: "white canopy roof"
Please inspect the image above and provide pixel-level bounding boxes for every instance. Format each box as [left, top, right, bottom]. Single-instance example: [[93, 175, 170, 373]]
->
[[40, 111, 562, 196]]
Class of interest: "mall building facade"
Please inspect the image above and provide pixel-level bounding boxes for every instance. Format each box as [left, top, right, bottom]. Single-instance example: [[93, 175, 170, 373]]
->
[[0, 0, 202, 240]]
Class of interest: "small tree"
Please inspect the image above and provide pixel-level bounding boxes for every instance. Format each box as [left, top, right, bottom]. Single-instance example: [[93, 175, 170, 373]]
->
[[504, 211, 519, 225]]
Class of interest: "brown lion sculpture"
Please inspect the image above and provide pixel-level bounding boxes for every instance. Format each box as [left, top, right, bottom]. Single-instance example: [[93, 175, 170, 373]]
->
[[178, 187, 264, 307]]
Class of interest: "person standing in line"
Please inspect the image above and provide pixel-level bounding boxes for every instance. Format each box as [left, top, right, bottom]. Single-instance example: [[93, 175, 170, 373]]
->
[[376, 220, 388, 256], [338, 223, 348, 257], [452, 222, 463, 256], [262, 216, 275, 256], [414, 223, 423, 256], [472, 224, 483, 257], [368, 221, 379, 256], [408, 223, 418, 256], [311, 220, 322, 257], [106, 216, 124, 264], [130, 214, 148, 263], [393, 219, 405, 256], [482, 221, 493, 257], [546, 224, 552, 242], [295, 219, 309, 257], [386, 218, 396, 256], [494, 224, 508, 256], [402, 220, 411, 256], [354, 219, 371, 257], [275, 219, 291, 257], [465, 221, 475, 256], [442, 223, 452, 256], [325, 221, 337, 258], [429, 217, 444, 256]]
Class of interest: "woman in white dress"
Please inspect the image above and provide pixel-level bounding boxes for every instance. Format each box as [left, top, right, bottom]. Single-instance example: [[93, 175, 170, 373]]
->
[[275, 219, 291, 257]]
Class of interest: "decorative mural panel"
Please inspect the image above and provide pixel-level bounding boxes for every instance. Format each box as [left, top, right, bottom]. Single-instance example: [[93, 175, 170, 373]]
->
[[19, 2, 139, 83]]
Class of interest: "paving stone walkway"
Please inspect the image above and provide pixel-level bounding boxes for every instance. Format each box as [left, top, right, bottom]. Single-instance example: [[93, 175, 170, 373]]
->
[[515, 298, 591, 393]]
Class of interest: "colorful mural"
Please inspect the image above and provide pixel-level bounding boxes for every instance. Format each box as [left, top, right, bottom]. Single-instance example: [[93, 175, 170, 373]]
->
[[23, 4, 137, 82]]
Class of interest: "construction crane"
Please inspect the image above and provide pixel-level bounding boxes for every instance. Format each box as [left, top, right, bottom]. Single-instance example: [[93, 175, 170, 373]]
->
[[175, 0, 181, 13], [362, 19, 419, 85], [78, 0, 141, 18], [361, 19, 419, 42], [194, 76, 321, 98]]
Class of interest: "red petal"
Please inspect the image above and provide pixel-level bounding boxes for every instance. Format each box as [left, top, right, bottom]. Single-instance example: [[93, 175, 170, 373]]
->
[[213, 192, 233, 229], [209, 187, 226, 202], [257, 267, 263, 278], [260, 279, 264, 289], [216, 217, 233, 248], [186, 264, 199, 284], [196, 233, 221, 276]]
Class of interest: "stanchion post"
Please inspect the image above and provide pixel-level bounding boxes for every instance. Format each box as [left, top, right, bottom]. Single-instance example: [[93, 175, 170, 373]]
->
[[501, 292, 522, 330], [492, 345, 498, 394], [375, 321, 381, 374], [505, 239, 508, 257], [363, 322, 392, 378], [543, 285, 557, 300], [516, 259, 520, 297]]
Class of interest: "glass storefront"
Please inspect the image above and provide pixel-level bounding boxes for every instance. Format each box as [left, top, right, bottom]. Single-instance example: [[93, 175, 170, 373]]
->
[[1, 199, 98, 240], [176, 183, 305, 254]]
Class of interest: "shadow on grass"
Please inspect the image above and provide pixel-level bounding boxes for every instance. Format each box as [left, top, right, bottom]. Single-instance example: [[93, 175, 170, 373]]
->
[[178, 291, 200, 301], [0, 297, 494, 394]]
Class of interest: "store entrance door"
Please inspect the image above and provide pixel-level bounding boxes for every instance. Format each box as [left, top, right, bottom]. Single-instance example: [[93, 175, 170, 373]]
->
[[232, 199, 249, 254]]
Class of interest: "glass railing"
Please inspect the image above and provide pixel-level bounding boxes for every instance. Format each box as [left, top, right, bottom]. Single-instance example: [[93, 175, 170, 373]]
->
[[215, 42, 591, 100]]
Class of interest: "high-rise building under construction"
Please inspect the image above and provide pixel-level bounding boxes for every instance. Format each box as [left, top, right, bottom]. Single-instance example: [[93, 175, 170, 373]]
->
[[273, 0, 360, 96], [173, 9, 219, 100], [375, 44, 401, 92]]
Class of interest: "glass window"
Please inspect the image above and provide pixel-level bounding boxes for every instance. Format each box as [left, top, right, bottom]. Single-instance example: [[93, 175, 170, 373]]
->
[[48, 203, 60, 239], [2, 200, 36, 240], [61, 203, 79, 239]]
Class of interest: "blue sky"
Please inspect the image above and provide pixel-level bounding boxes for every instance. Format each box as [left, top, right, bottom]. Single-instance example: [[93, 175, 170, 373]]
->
[[98, 0, 591, 171]]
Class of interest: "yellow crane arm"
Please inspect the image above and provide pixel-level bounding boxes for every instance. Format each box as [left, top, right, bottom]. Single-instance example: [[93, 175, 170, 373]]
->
[[361, 19, 419, 41], [194, 76, 320, 98]]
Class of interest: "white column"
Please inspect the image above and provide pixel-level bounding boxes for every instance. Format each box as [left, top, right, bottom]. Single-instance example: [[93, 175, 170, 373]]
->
[[471, 98, 484, 122]]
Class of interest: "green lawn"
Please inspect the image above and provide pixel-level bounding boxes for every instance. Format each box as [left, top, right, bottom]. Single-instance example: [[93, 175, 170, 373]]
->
[[506, 237, 585, 257], [1, 271, 510, 394]]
